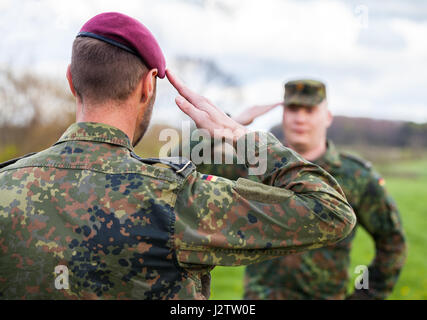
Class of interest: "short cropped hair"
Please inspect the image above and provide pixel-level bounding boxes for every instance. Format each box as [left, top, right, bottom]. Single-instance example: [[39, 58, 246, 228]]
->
[[70, 37, 148, 104]]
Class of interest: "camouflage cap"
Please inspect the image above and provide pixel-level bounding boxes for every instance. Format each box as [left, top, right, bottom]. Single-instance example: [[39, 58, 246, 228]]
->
[[284, 79, 326, 107]]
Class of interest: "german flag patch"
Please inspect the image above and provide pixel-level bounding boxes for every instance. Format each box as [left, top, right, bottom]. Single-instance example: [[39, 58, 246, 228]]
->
[[201, 174, 218, 182]]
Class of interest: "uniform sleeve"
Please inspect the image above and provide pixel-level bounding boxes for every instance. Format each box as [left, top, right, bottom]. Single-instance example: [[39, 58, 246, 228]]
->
[[172, 133, 248, 181], [195, 162, 248, 181], [350, 171, 407, 300], [173, 131, 356, 267]]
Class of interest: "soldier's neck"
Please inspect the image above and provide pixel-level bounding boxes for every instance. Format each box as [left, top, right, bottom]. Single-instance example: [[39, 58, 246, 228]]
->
[[291, 142, 327, 162], [76, 101, 137, 143]]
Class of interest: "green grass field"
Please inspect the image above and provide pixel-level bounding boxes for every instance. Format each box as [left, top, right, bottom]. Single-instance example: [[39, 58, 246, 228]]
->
[[209, 159, 427, 300]]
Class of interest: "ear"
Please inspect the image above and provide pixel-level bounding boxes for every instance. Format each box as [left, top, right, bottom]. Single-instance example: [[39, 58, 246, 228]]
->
[[66, 65, 77, 97], [141, 68, 158, 104]]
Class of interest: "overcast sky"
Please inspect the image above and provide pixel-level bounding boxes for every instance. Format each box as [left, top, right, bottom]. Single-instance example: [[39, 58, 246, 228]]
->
[[1, 0, 426, 129]]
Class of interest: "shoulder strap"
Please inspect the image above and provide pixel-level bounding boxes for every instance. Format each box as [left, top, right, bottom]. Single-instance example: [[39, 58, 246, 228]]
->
[[130, 152, 195, 178], [340, 152, 372, 170], [0, 152, 37, 170]]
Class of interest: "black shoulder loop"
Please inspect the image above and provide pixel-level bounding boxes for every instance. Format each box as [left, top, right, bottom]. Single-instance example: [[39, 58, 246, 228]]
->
[[0, 152, 37, 170], [130, 152, 195, 178]]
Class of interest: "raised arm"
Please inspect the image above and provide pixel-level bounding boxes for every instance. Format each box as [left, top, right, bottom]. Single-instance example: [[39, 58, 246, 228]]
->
[[166, 70, 356, 267], [232, 102, 284, 126]]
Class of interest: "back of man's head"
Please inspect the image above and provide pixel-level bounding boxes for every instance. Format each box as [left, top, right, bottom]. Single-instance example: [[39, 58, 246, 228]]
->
[[70, 37, 148, 105], [70, 12, 166, 106]]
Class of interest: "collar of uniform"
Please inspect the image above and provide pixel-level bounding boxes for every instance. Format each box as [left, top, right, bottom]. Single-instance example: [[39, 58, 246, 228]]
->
[[55, 122, 134, 151], [314, 140, 342, 168]]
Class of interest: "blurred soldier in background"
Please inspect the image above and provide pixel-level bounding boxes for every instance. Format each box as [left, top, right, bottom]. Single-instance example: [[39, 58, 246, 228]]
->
[[204, 79, 407, 299], [0, 13, 356, 299]]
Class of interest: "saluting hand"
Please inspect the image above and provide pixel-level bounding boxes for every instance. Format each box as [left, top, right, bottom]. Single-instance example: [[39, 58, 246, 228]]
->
[[166, 69, 248, 143], [232, 102, 284, 126]]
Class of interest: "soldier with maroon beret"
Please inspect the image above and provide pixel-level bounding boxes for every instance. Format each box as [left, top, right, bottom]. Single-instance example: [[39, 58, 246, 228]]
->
[[0, 14, 356, 299]]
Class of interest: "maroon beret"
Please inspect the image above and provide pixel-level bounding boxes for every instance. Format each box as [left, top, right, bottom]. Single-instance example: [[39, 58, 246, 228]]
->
[[77, 12, 166, 78]]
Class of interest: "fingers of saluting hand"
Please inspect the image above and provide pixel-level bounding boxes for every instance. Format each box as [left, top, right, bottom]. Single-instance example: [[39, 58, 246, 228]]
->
[[166, 69, 209, 110], [254, 102, 282, 116], [250, 102, 281, 117], [175, 96, 206, 125], [264, 102, 283, 111], [166, 69, 245, 140]]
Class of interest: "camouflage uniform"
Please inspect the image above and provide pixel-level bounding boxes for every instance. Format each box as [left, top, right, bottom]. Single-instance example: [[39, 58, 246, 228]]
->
[[195, 140, 406, 299], [196, 79, 406, 299], [0, 122, 355, 300], [197, 80, 406, 299], [244, 141, 407, 300]]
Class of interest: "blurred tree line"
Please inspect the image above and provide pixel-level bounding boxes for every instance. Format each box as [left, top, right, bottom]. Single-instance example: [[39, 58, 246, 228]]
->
[[0, 68, 75, 161], [271, 116, 427, 148], [328, 117, 427, 148]]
